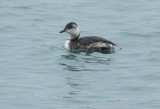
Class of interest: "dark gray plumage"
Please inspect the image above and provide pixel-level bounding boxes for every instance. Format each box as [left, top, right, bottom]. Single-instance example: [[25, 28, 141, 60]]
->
[[59, 22, 121, 53]]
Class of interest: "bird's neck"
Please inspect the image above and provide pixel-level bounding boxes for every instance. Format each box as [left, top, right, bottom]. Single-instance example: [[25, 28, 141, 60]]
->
[[68, 33, 80, 42]]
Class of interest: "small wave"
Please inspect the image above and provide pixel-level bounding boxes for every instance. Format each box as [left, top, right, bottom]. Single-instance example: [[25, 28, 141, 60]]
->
[[0, 25, 15, 32], [122, 32, 151, 38], [32, 18, 44, 22], [13, 6, 31, 10]]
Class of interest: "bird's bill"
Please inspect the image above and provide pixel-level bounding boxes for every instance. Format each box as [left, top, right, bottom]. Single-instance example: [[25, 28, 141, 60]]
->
[[59, 29, 65, 33]]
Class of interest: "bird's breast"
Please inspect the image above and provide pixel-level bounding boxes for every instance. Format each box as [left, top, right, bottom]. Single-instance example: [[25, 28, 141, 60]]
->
[[64, 40, 70, 50]]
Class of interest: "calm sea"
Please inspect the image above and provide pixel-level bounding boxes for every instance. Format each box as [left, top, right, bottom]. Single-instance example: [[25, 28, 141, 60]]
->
[[0, 0, 160, 109]]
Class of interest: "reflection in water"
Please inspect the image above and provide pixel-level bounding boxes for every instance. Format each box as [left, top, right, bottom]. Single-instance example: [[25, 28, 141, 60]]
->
[[82, 56, 113, 65], [59, 53, 113, 72], [64, 77, 86, 99], [59, 63, 87, 71], [59, 52, 115, 107], [61, 54, 78, 60]]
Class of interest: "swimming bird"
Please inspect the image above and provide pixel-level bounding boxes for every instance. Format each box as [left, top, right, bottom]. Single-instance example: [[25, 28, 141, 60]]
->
[[59, 22, 120, 53]]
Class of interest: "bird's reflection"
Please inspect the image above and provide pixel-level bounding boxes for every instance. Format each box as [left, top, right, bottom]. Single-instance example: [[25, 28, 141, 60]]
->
[[59, 63, 86, 71], [59, 53, 114, 104], [64, 77, 86, 98], [61, 54, 78, 60], [81, 56, 113, 65], [59, 53, 113, 72]]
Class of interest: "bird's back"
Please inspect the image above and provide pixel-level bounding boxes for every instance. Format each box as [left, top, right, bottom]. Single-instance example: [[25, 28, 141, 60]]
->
[[70, 36, 116, 53]]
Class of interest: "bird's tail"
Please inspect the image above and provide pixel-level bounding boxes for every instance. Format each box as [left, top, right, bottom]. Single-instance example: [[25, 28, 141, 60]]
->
[[115, 44, 122, 50]]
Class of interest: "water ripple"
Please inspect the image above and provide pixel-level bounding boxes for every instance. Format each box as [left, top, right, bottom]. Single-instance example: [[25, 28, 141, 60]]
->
[[59, 53, 113, 72]]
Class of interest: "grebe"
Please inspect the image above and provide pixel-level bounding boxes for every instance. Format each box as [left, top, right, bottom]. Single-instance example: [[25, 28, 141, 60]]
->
[[59, 22, 120, 53]]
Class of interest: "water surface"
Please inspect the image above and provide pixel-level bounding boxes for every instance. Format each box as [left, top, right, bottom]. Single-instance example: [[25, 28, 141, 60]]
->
[[0, 0, 160, 109]]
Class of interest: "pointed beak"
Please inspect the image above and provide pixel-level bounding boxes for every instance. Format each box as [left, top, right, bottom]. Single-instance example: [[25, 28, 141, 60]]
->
[[59, 29, 65, 33]]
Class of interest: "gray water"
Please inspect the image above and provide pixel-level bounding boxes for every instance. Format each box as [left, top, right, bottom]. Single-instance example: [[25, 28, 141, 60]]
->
[[0, 0, 160, 109]]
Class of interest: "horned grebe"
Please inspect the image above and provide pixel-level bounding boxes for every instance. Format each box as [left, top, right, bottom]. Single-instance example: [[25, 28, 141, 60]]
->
[[59, 22, 120, 53]]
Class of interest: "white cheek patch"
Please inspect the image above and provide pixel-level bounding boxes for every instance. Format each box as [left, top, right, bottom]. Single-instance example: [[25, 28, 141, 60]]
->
[[66, 28, 74, 34], [66, 27, 80, 37]]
